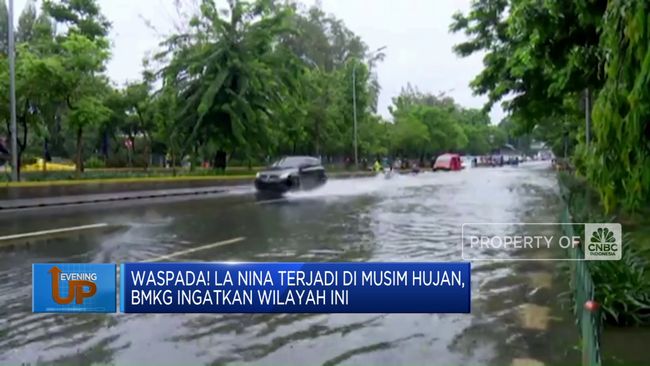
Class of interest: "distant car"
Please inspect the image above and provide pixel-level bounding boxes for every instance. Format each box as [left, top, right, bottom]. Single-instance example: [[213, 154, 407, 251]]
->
[[433, 153, 463, 171], [254, 156, 327, 196]]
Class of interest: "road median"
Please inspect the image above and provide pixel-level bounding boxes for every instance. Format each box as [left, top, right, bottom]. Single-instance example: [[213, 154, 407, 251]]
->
[[0, 171, 375, 209]]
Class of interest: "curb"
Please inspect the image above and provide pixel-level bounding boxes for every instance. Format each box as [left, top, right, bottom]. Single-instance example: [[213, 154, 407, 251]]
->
[[0, 172, 377, 211], [0, 188, 228, 210]]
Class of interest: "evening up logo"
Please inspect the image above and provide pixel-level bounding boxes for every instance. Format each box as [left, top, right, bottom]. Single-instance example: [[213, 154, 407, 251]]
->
[[584, 223, 622, 260], [33, 263, 116, 313], [49, 266, 97, 304]]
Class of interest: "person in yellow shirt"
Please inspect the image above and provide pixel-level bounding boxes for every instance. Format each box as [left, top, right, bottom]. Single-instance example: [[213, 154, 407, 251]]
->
[[373, 159, 382, 172]]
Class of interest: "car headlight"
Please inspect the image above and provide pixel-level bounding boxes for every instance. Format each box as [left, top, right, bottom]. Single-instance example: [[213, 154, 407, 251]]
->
[[279, 172, 291, 179], [255, 172, 261, 178]]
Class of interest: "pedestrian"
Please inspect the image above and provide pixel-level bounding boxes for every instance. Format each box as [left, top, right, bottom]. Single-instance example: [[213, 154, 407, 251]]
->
[[373, 159, 382, 173]]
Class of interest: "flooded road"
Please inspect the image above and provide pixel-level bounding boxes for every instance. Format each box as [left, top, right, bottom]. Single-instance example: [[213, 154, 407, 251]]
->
[[0, 162, 579, 365]]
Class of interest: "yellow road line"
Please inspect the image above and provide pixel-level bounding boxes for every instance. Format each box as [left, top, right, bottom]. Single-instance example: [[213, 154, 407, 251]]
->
[[142, 236, 246, 263], [0, 223, 109, 242]]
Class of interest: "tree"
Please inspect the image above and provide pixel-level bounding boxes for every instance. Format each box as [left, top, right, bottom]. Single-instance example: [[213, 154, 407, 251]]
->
[[450, 0, 605, 122], [123, 79, 155, 168], [43, 0, 111, 41], [17, 0, 37, 43], [388, 88, 473, 159], [0, 0, 68, 178], [67, 95, 111, 172], [280, 4, 376, 159], [0, 0, 8, 55], [57, 34, 111, 174], [451, 0, 650, 213], [158, 0, 304, 169], [391, 113, 430, 157], [152, 88, 185, 174], [38, 0, 112, 175], [585, 0, 650, 212]]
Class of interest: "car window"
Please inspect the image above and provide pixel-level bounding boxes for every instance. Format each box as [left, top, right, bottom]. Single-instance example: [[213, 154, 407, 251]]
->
[[272, 157, 311, 168]]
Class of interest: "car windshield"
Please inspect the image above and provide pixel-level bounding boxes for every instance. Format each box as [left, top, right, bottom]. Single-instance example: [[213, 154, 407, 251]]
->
[[271, 157, 313, 168]]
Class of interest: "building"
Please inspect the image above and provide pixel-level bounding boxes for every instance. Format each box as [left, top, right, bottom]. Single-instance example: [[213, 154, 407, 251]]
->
[[530, 141, 554, 160]]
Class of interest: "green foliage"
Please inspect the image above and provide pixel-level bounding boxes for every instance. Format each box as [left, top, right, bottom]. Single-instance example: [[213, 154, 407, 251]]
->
[[1, 0, 506, 181], [391, 113, 430, 156], [387, 85, 502, 158], [589, 239, 650, 326], [67, 96, 111, 131], [158, 0, 302, 161], [85, 155, 105, 168], [452, 0, 649, 213], [43, 0, 111, 40], [582, 0, 650, 213], [560, 172, 650, 325], [451, 0, 604, 120], [0, 0, 8, 54]]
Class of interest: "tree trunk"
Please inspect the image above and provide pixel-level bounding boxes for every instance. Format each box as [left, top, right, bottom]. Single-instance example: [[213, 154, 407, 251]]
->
[[144, 134, 151, 171], [75, 127, 84, 178], [127, 133, 134, 167], [171, 152, 177, 176], [16, 153, 21, 180], [189, 144, 198, 172], [14, 109, 29, 181], [214, 150, 227, 172], [42, 138, 50, 174]]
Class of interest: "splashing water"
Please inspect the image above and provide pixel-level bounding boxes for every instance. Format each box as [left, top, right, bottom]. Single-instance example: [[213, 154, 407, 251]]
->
[[284, 172, 442, 200]]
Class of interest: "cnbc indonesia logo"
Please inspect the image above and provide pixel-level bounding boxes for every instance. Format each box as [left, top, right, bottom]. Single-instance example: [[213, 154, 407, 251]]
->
[[33, 263, 116, 313], [584, 223, 622, 261]]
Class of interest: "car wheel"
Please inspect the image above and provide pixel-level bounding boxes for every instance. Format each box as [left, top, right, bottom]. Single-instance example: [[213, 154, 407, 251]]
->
[[287, 175, 300, 189]]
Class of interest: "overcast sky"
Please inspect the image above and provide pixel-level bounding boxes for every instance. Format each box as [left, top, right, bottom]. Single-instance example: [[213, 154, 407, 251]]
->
[[11, 0, 505, 123]]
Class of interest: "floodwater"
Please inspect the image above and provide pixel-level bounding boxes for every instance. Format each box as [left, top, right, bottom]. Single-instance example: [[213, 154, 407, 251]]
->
[[0, 162, 581, 365]]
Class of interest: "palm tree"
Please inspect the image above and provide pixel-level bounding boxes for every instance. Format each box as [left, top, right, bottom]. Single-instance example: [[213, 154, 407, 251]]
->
[[158, 0, 303, 169]]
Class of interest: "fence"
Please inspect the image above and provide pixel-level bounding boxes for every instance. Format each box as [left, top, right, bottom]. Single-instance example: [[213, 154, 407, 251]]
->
[[559, 180, 602, 366]]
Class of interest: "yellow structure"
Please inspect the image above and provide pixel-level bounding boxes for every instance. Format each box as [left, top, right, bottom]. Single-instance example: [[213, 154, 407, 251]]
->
[[22, 158, 76, 172]]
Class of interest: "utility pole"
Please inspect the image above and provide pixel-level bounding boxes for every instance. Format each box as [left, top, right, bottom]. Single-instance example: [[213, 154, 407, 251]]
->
[[352, 62, 358, 169], [8, 0, 18, 181]]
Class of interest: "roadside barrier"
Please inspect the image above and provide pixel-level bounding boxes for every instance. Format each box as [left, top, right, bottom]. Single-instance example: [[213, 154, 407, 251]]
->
[[559, 180, 602, 366]]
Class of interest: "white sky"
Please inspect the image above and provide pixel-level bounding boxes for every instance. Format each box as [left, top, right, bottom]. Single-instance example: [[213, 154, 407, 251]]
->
[[11, 0, 505, 123]]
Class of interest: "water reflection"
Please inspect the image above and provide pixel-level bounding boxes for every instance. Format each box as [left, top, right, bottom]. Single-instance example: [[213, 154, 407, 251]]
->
[[0, 162, 579, 365]]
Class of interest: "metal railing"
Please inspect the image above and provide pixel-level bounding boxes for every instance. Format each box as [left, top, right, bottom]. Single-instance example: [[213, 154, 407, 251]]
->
[[559, 182, 602, 366]]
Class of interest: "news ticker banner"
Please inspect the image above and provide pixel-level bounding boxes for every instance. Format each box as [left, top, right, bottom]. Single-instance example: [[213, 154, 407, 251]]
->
[[32, 262, 471, 313]]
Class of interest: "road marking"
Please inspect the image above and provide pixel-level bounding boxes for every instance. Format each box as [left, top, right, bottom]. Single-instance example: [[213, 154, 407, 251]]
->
[[142, 236, 246, 262], [0, 223, 109, 242]]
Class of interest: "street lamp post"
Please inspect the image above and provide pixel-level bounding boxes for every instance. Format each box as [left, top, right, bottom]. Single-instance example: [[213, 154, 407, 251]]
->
[[351, 46, 386, 169], [8, 0, 18, 181]]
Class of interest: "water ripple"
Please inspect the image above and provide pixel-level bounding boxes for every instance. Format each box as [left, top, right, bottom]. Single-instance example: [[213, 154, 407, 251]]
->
[[0, 162, 579, 365]]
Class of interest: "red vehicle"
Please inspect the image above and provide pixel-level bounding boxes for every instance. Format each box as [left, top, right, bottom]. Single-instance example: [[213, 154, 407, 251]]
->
[[433, 153, 463, 171]]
